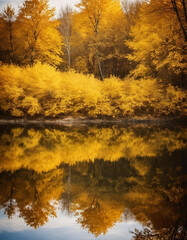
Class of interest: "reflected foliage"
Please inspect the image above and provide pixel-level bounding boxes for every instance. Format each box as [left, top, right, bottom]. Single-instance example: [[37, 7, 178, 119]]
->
[[0, 125, 186, 238], [0, 125, 186, 172]]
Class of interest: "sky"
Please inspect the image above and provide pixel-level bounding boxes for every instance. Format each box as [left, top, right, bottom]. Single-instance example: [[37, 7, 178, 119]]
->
[[0, 0, 134, 16], [0, 0, 80, 14]]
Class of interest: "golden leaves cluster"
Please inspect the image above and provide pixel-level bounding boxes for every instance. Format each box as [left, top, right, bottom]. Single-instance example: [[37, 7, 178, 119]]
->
[[0, 63, 186, 118]]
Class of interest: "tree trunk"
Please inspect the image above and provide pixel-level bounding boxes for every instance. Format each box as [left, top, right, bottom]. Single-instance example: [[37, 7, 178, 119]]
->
[[96, 52, 103, 81], [181, 41, 187, 88], [8, 20, 14, 64], [67, 44, 71, 70]]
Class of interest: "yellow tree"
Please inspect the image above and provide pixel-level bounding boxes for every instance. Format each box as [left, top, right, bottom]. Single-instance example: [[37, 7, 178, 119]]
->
[[74, 0, 135, 79], [76, 0, 111, 80], [147, 0, 187, 81], [16, 0, 62, 66]]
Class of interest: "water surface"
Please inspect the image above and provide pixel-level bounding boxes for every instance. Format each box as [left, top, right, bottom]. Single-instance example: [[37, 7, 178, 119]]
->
[[0, 124, 186, 239]]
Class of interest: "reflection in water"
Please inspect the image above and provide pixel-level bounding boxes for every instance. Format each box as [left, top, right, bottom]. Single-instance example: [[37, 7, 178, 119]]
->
[[0, 125, 186, 239]]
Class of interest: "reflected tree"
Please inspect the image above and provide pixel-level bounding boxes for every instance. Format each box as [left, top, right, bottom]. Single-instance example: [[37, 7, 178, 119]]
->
[[0, 168, 64, 228], [0, 172, 17, 219], [61, 165, 72, 215]]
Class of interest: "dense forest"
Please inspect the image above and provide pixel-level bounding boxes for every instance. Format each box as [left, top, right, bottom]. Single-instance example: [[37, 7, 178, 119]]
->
[[0, 0, 186, 118]]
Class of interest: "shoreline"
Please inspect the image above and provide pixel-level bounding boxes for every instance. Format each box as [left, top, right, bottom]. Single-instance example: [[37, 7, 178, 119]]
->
[[0, 117, 186, 126]]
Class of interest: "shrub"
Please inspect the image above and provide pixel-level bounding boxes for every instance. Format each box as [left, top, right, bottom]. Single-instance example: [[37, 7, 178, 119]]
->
[[0, 63, 186, 118]]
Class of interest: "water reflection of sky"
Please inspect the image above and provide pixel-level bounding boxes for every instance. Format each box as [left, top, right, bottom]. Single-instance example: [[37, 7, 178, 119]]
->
[[0, 209, 142, 240]]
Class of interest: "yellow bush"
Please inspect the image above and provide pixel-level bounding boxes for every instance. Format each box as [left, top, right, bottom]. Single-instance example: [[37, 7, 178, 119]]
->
[[0, 63, 186, 118]]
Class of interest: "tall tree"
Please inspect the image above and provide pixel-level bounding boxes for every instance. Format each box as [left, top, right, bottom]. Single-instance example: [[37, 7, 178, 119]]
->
[[16, 0, 62, 66], [76, 0, 110, 80], [59, 5, 73, 70]]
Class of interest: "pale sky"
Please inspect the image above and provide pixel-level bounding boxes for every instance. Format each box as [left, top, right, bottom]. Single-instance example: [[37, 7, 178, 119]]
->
[[0, 0, 80, 15]]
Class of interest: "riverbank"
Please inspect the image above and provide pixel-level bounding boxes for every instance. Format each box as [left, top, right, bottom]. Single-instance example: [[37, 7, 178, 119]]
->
[[0, 116, 186, 126]]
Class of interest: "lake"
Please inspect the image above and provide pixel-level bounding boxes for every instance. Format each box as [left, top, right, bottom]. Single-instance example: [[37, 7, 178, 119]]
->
[[0, 123, 186, 240]]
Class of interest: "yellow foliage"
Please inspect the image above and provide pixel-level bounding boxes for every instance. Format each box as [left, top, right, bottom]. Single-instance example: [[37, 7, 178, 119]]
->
[[0, 63, 186, 118], [126, 0, 185, 77]]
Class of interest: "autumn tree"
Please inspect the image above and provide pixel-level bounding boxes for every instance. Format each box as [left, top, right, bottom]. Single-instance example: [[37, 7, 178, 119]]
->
[[126, 0, 186, 85], [16, 0, 62, 66], [70, 0, 141, 78], [0, 5, 16, 64], [76, 0, 111, 80], [163, 0, 187, 83], [98, 0, 141, 78], [148, 0, 187, 82]]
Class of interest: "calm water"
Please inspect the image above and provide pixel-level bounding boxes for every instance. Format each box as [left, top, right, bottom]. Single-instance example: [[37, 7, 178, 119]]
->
[[0, 124, 186, 240]]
